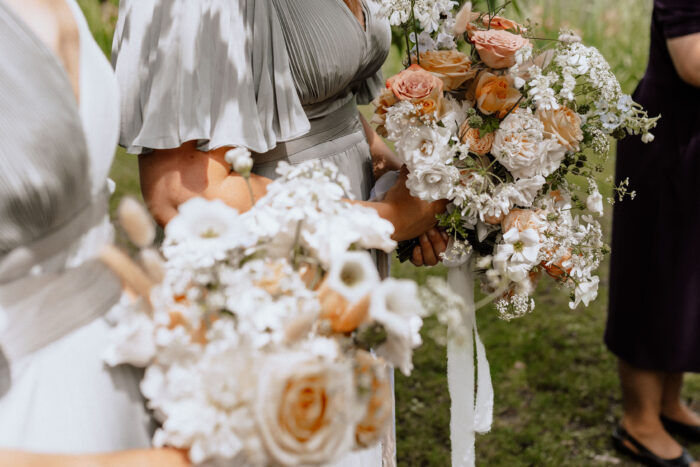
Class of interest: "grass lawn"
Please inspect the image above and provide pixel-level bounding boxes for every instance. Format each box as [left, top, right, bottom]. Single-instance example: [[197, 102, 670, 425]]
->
[[94, 0, 699, 464]]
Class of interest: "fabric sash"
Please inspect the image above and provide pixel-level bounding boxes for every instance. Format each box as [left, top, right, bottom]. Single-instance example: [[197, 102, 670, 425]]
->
[[252, 98, 364, 165]]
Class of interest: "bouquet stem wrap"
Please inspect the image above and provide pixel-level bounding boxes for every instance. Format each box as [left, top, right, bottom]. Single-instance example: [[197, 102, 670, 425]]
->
[[447, 260, 493, 467]]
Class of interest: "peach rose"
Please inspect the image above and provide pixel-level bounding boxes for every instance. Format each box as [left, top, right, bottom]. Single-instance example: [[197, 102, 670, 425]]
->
[[459, 122, 495, 155], [501, 208, 542, 233], [412, 50, 476, 91], [535, 107, 584, 152], [474, 71, 522, 118], [481, 15, 526, 32], [386, 64, 443, 114], [471, 29, 531, 69], [541, 249, 572, 280], [354, 351, 393, 448], [256, 355, 357, 465]]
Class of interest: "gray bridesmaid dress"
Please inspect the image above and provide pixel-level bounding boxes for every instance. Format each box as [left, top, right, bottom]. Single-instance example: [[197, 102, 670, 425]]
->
[[113, 1, 394, 464], [0, 0, 153, 452], [112, 0, 390, 202]]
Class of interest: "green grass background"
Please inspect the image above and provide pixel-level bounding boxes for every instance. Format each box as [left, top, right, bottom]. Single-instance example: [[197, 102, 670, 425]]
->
[[78, 0, 699, 464]]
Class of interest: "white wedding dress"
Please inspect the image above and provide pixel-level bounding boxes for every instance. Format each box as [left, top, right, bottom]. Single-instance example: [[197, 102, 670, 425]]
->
[[0, 0, 152, 452]]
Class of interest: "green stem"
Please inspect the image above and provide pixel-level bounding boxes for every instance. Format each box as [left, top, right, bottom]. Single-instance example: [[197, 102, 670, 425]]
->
[[244, 178, 255, 206]]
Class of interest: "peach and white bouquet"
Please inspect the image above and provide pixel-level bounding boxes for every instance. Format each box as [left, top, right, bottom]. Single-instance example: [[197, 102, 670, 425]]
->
[[102, 159, 468, 466], [375, 1, 659, 316]]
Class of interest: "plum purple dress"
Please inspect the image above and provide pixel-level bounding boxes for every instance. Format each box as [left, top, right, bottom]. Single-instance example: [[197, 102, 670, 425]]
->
[[606, 0, 700, 372]]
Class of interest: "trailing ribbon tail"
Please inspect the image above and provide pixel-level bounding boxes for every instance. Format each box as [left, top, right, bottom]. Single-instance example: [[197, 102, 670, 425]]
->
[[446, 261, 494, 467]]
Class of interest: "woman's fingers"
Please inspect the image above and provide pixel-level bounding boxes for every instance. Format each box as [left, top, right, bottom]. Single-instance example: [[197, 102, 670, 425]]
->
[[419, 234, 437, 266], [410, 245, 424, 266], [427, 228, 447, 257]]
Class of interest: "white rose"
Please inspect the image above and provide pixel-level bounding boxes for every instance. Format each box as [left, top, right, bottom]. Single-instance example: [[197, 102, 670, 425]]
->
[[369, 279, 424, 376], [255, 354, 358, 466], [405, 163, 460, 201], [491, 109, 550, 180], [586, 188, 604, 216], [225, 147, 254, 176]]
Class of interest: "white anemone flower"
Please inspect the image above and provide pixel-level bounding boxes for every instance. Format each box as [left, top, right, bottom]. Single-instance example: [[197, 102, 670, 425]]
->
[[492, 228, 541, 282], [325, 251, 380, 304], [369, 279, 424, 376], [569, 276, 600, 309]]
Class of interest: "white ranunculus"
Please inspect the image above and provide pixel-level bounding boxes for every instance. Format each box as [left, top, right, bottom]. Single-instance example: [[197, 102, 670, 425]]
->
[[492, 228, 541, 282], [225, 147, 254, 176], [325, 251, 380, 304], [405, 163, 460, 201], [255, 354, 358, 466], [369, 279, 424, 375], [586, 188, 604, 216], [569, 276, 600, 309], [491, 109, 550, 180]]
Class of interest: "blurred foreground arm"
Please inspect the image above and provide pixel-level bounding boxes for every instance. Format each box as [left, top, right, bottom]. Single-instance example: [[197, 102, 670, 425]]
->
[[0, 448, 190, 467]]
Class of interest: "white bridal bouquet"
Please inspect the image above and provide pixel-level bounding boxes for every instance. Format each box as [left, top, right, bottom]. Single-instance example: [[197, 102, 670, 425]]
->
[[103, 159, 467, 466], [375, 0, 659, 317]]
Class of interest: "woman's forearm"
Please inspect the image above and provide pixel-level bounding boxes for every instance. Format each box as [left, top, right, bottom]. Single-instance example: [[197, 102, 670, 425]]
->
[[0, 448, 190, 467], [359, 114, 402, 175], [139, 142, 272, 226]]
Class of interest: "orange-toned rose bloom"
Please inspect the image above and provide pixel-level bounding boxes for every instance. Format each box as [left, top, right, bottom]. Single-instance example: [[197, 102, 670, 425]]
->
[[470, 29, 531, 69], [386, 64, 444, 115], [501, 208, 542, 233], [459, 122, 495, 155], [317, 280, 370, 333], [481, 15, 526, 32], [541, 249, 572, 280], [413, 50, 476, 90], [474, 71, 522, 118], [536, 107, 584, 152]]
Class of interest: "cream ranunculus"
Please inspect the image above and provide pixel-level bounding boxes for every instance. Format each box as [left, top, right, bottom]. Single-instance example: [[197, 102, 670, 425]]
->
[[491, 109, 548, 179], [413, 50, 476, 91], [470, 29, 531, 69], [255, 354, 358, 466], [535, 106, 584, 152]]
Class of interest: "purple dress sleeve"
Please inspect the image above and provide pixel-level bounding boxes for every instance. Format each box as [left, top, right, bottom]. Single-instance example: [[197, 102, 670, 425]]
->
[[655, 0, 700, 38]]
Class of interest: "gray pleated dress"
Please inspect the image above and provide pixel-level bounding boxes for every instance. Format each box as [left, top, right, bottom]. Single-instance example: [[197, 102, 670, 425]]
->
[[112, 0, 393, 465], [113, 0, 390, 202], [0, 0, 153, 452]]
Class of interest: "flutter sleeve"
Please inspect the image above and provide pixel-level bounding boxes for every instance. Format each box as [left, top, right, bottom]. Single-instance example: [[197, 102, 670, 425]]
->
[[655, 0, 700, 39], [112, 0, 310, 155], [355, 69, 385, 106]]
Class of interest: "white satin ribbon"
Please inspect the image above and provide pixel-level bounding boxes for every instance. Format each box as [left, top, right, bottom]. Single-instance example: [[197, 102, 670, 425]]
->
[[446, 261, 493, 467]]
